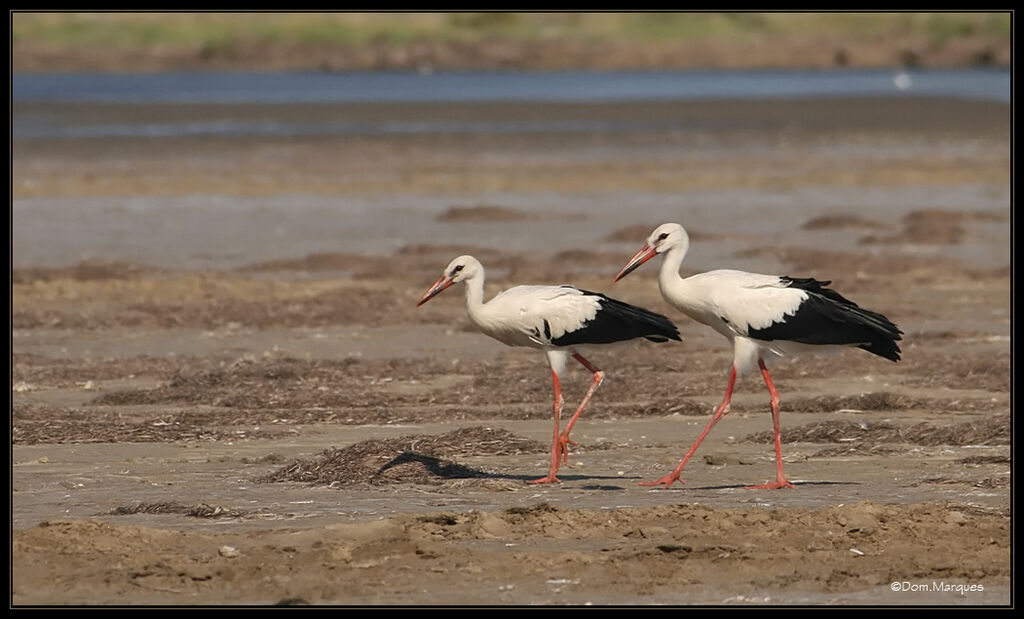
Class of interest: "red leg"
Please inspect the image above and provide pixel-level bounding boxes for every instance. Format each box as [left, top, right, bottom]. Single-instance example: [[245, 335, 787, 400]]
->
[[745, 358, 795, 490], [552, 353, 605, 465], [642, 366, 738, 488], [529, 369, 565, 484]]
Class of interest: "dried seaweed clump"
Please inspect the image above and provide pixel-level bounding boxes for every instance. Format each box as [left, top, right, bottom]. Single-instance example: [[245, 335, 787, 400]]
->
[[107, 501, 254, 519], [783, 392, 923, 413], [859, 209, 1004, 246], [260, 426, 545, 487], [12, 405, 281, 445], [800, 214, 886, 231], [13, 259, 160, 284], [436, 205, 530, 222], [745, 415, 1009, 448]]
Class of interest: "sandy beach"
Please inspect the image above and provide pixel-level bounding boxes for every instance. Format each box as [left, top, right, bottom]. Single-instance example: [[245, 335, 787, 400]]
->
[[12, 96, 1011, 605]]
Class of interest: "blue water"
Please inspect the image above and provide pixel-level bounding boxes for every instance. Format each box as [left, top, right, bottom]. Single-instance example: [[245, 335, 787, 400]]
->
[[12, 69, 1010, 140], [12, 68, 1010, 104]]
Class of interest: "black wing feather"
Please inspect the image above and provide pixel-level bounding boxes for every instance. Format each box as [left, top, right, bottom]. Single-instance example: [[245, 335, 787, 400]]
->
[[749, 277, 903, 362], [551, 288, 681, 346]]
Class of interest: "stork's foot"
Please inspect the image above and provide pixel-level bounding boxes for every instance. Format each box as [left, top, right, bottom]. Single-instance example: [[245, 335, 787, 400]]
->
[[744, 478, 795, 490], [528, 475, 562, 485], [639, 472, 685, 489], [556, 434, 579, 465]]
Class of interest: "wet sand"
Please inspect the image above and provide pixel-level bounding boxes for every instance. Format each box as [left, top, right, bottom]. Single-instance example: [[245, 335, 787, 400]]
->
[[12, 97, 1011, 605]]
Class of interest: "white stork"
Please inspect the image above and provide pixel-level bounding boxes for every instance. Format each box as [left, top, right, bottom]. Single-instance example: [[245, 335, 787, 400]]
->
[[417, 255, 681, 484], [614, 223, 902, 490]]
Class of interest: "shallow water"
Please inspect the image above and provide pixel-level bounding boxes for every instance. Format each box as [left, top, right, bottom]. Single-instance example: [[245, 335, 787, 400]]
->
[[11, 183, 1010, 272], [14, 68, 1010, 104], [12, 68, 1011, 139]]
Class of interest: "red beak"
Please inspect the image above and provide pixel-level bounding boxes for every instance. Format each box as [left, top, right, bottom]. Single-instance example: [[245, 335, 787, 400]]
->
[[614, 244, 657, 282], [416, 275, 454, 306]]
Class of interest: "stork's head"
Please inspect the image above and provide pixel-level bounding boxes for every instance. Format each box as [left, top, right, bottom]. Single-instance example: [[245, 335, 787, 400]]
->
[[416, 255, 483, 306], [614, 223, 688, 282]]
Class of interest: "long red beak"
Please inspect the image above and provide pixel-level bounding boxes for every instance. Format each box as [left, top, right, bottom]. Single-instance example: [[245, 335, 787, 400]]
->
[[416, 275, 454, 306], [614, 244, 657, 282]]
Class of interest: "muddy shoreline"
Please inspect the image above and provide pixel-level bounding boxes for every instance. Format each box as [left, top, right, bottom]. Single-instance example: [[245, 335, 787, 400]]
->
[[12, 95, 1011, 605]]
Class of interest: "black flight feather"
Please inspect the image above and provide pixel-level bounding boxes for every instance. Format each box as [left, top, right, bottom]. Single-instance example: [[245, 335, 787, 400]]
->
[[551, 288, 681, 347], [747, 277, 903, 362]]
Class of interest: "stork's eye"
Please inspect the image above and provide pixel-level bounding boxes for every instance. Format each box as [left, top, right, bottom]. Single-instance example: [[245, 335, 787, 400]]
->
[[451, 264, 464, 275], [657, 232, 669, 241]]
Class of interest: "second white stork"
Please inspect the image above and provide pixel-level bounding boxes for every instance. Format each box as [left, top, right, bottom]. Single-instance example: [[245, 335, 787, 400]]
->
[[417, 255, 681, 484], [614, 223, 902, 490]]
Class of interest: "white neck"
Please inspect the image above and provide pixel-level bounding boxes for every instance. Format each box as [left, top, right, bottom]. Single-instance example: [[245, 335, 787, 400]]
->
[[462, 273, 487, 322], [657, 240, 689, 295]]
